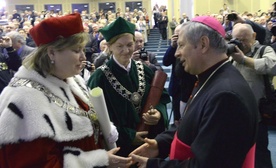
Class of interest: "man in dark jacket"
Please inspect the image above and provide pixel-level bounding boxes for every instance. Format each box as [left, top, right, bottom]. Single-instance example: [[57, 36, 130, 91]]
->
[[130, 16, 258, 168], [84, 25, 98, 63], [157, 11, 168, 40], [6, 31, 36, 60], [93, 39, 111, 68], [0, 36, 21, 93], [12, 10, 21, 22]]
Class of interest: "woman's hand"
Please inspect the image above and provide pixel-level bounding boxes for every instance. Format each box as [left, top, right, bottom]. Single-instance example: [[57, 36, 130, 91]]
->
[[130, 138, 159, 168], [107, 122, 119, 144], [130, 154, 148, 168], [107, 147, 132, 168], [129, 138, 159, 158]]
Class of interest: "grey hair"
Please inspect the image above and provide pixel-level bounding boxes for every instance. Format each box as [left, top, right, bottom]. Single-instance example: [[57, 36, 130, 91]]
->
[[5, 31, 26, 45], [233, 23, 254, 34], [181, 22, 227, 53]]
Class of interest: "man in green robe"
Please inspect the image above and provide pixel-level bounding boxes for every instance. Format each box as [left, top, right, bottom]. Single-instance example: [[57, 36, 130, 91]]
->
[[87, 17, 171, 157]]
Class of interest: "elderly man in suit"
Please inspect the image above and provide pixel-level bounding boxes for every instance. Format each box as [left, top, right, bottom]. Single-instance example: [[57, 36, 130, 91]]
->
[[5, 31, 35, 60], [132, 31, 163, 72]]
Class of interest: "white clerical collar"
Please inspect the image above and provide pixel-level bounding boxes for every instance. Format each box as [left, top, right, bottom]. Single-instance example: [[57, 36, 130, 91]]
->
[[113, 55, 132, 72]]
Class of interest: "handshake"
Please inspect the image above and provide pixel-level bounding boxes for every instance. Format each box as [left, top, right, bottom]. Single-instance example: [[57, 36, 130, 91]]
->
[[107, 108, 161, 168], [107, 138, 158, 168]]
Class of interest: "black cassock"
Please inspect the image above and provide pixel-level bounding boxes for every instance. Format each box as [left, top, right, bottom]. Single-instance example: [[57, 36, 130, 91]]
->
[[148, 61, 259, 168]]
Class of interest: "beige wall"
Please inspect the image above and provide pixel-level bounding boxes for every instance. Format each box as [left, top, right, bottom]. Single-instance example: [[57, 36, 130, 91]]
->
[[193, 0, 275, 15]]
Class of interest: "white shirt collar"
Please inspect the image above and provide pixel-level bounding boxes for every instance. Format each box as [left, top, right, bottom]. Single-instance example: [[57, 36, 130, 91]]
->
[[113, 55, 132, 72]]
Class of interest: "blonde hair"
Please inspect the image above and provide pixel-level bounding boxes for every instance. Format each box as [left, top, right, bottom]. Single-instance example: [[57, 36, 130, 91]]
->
[[23, 32, 88, 76]]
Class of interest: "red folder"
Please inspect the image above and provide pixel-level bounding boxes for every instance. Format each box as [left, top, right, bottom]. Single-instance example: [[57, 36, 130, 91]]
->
[[137, 70, 167, 131]]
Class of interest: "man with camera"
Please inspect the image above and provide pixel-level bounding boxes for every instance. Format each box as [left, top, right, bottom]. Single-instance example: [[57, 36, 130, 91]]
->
[[230, 23, 276, 168], [226, 12, 267, 45], [0, 36, 21, 93], [131, 31, 163, 72]]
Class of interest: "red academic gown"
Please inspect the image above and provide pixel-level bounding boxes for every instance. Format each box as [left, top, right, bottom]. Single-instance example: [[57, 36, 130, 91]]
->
[[0, 94, 102, 168]]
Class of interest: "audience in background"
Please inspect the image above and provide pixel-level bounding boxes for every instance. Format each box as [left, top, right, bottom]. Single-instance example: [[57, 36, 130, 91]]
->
[[1, 3, 274, 46]]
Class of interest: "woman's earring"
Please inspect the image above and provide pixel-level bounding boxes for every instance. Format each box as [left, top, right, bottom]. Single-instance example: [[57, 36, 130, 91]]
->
[[51, 60, 55, 64]]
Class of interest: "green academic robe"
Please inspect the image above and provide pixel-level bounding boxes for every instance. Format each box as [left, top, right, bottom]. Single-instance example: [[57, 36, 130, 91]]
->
[[87, 58, 171, 156]]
